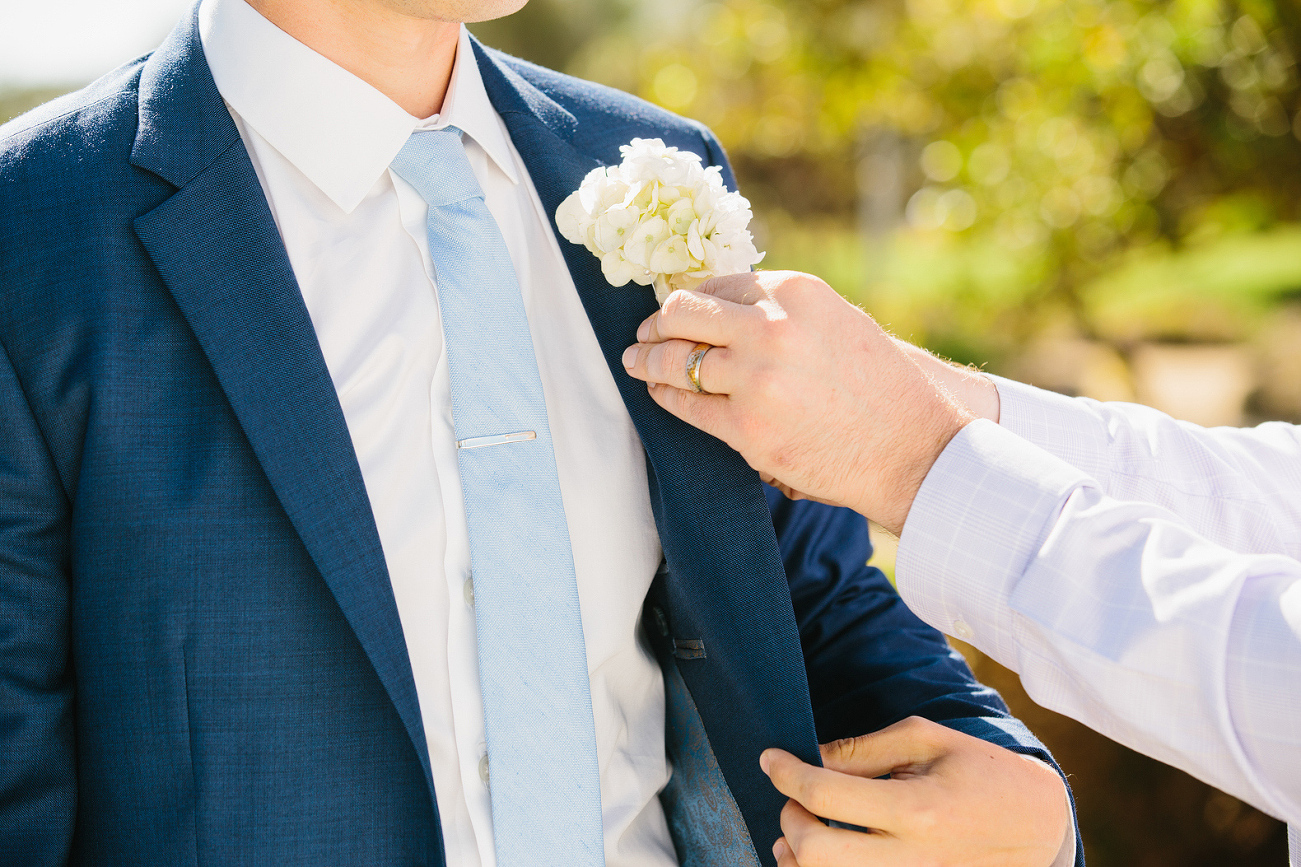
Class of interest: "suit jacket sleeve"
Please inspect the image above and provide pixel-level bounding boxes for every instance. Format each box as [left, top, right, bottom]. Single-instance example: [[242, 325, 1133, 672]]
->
[[0, 333, 76, 866]]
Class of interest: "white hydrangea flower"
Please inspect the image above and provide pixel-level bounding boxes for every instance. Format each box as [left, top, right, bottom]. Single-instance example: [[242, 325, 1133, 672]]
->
[[555, 137, 765, 304]]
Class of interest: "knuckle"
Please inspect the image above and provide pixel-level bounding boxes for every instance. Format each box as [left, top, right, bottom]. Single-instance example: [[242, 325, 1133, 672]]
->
[[800, 271, 832, 294], [909, 801, 945, 837], [824, 735, 859, 763], [754, 312, 784, 346], [748, 365, 785, 410], [788, 832, 831, 867], [643, 347, 667, 381], [647, 345, 680, 383], [766, 318, 801, 357], [756, 270, 790, 295], [702, 344, 731, 380], [662, 384, 690, 414], [659, 290, 690, 322], [900, 715, 930, 736], [800, 783, 836, 819]]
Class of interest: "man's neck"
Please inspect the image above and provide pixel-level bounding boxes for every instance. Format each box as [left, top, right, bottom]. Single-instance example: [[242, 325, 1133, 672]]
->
[[245, 0, 460, 118]]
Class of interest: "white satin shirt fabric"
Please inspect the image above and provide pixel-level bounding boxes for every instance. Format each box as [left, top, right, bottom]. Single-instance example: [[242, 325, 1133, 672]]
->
[[198, 3, 677, 866], [896, 374, 1301, 864]]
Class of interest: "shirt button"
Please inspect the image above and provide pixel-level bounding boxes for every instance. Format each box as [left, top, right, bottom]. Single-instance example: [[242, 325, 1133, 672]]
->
[[952, 619, 974, 641], [478, 754, 490, 786], [463, 575, 475, 607]]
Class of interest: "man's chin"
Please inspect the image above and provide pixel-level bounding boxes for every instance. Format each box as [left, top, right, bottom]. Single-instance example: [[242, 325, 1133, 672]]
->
[[386, 0, 531, 23]]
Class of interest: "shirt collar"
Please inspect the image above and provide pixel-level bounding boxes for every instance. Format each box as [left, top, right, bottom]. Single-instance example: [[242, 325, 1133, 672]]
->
[[198, 0, 519, 214]]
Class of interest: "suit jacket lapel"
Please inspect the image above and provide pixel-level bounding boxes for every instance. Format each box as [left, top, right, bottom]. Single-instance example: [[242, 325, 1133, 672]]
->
[[129, 10, 433, 796], [476, 41, 821, 855]]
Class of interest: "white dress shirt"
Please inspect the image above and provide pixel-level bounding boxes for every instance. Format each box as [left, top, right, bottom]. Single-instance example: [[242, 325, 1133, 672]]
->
[[896, 375, 1301, 864], [198, 3, 677, 866]]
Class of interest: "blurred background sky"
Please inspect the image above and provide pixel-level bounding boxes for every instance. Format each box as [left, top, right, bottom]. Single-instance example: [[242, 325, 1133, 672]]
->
[[0, 0, 191, 86], [3, 0, 1298, 863]]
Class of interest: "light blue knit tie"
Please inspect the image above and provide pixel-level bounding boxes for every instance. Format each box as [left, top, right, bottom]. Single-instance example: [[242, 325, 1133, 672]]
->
[[391, 128, 605, 867]]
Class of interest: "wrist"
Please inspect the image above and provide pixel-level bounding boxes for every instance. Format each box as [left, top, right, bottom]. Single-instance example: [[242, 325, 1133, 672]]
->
[[874, 399, 974, 536], [892, 339, 1000, 423], [953, 367, 1000, 424]]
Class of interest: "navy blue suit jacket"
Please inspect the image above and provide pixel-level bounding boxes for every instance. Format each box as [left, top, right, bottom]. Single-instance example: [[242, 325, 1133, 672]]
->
[[0, 9, 1082, 866]]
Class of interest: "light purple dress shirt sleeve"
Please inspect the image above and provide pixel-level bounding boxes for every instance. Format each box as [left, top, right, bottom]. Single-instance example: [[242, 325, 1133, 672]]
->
[[893, 378, 1301, 865]]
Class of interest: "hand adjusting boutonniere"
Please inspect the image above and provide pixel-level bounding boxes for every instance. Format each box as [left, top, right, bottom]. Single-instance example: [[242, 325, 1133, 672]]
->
[[556, 138, 765, 304]]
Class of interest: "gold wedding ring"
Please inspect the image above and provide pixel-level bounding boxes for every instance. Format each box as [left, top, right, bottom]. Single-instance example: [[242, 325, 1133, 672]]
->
[[686, 342, 713, 394]]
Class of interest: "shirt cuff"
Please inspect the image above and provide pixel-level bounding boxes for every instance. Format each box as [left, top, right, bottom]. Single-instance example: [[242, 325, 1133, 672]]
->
[[894, 419, 1091, 671], [990, 374, 1113, 484]]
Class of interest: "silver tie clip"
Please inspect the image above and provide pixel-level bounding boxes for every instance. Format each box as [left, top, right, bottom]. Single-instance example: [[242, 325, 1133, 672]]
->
[[456, 431, 537, 450]]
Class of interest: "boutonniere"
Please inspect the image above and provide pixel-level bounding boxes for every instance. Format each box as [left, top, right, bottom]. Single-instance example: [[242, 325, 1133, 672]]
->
[[556, 138, 765, 304]]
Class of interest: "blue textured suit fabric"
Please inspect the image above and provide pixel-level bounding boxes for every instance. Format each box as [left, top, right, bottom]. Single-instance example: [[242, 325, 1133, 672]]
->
[[392, 129, 605, 866], [0, 8, 1085, 867]]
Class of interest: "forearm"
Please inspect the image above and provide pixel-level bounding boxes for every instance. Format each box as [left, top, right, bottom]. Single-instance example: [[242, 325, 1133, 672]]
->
[[893, 338, 1001, 425], [896, 420, 1301, 826]]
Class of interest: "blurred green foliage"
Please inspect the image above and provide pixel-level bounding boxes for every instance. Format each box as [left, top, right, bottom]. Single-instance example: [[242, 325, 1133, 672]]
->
[[481, 0, 1301, 361]]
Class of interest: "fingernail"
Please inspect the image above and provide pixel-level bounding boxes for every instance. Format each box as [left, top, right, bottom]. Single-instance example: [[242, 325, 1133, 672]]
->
[[636, 317, 652, 342], [773, 839, 789, 860], [759, 749, 772, 775], [621, 346, 638, 369]]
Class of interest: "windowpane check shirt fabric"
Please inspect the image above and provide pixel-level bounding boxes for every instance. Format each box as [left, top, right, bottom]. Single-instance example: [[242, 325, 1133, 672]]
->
[[896, 375, 1301, 865]]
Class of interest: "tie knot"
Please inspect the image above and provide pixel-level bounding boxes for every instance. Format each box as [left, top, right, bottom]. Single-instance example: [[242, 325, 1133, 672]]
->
[[391, 127, 485, 207]]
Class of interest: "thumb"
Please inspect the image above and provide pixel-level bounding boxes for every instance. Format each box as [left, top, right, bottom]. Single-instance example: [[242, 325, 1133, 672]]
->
[[820, 716, 947, 778]]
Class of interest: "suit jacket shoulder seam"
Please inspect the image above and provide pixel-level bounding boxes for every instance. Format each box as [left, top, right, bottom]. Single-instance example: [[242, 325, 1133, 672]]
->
[[1, 70, 143, 147]]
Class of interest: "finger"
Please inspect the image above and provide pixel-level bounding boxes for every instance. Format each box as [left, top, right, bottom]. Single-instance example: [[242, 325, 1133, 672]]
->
[[699, 270, 841, 311], [694, 271, 770, 306], [781, 798, 887, 867], [623, 339, 738, 396], [820, 717, 949, 778], [762, 748, 911, 830], [636, 288, 752, 345], [645, 381, 737, 444], [772, 837, 799, 867]]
